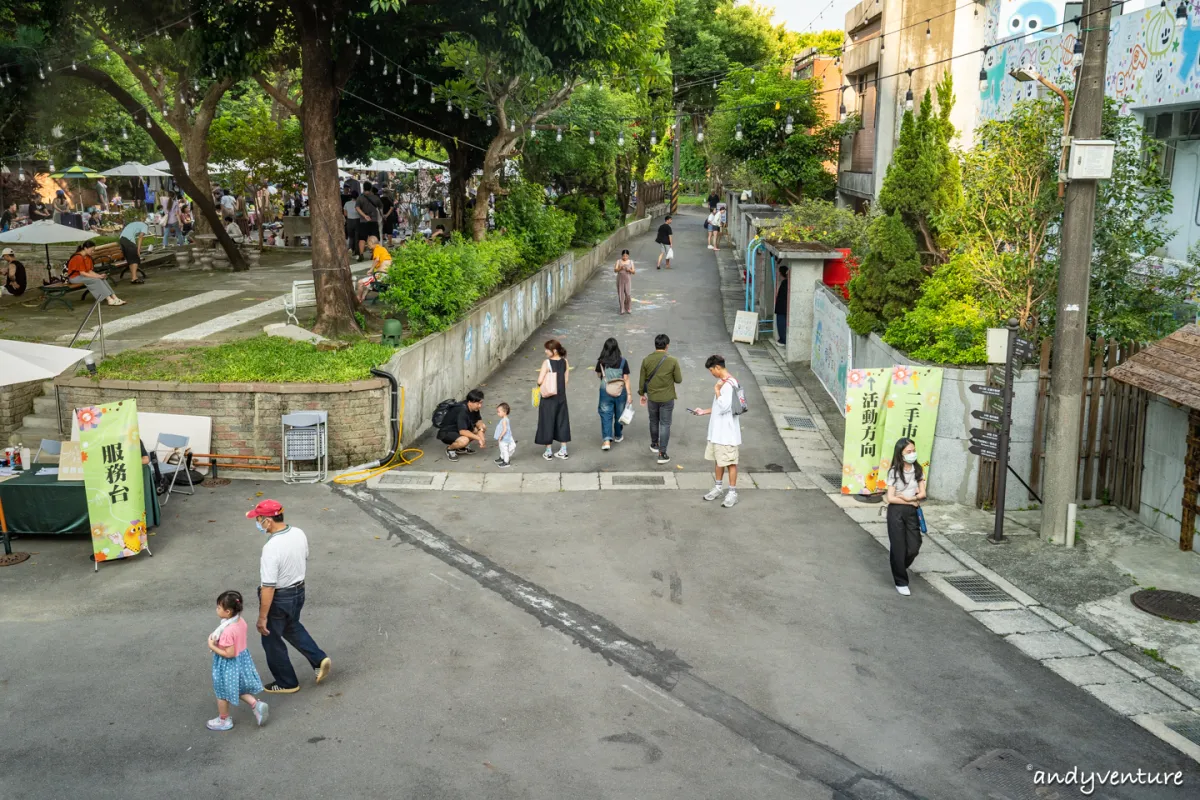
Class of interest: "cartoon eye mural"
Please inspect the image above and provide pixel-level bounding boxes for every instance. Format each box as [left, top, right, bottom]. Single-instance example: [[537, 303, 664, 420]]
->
[[1003, 2, 1059, 42]]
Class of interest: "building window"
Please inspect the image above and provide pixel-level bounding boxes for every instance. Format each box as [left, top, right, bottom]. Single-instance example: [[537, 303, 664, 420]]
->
[[1144, 113, 1176, 179]]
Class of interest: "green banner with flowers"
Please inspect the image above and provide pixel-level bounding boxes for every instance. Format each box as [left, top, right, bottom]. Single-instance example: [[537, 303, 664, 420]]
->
[[841, 368, 890, 495], [77, 400, 147, 565], [877, 365, 943, 486]]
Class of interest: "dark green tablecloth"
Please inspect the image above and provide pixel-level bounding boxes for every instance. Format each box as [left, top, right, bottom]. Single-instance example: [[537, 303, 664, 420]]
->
[[0, 463, 159, 550]]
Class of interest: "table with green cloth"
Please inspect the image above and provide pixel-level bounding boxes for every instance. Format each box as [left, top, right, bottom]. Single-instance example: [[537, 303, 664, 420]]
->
[[0, 463, 160, 555]]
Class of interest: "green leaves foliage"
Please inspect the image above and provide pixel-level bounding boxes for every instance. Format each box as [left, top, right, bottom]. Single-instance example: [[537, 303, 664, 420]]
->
[[882, 255, 989, 364], [555, 193, 620, 246], [381, 235, 520, 336], [770, 199, 869, 255], [494, 181, 575, 277], [847, 212, 924, 335]]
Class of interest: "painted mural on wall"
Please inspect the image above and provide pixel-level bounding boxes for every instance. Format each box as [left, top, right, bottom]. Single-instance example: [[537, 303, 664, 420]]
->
[[981, 0, 1200, 122]]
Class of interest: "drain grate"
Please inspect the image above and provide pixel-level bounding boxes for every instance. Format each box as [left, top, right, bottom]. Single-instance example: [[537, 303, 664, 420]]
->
[[784, 415, 816, 430], [1130, 589, 1200, 623], [0, 552, 31, 567], [612, 475, 666, 486], [946, 575, 1014, 604], [961, 750, 1066, 800], [819, 472, 844, 488], [761, 375, 793, 387], [379, 473, 435, 486], [1165, 718, 1200, 747]]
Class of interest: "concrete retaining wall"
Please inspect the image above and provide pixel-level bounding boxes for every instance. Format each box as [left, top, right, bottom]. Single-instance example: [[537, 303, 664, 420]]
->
[[380, 212, 662, 447]]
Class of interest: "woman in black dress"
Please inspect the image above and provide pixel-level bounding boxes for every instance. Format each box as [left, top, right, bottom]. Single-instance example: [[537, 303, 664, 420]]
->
[[535, 339, 572, 460]]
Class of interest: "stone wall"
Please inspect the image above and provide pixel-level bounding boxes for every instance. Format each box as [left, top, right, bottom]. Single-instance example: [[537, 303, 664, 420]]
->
[[54, 378, 388, 469], [380, 212, 663, 447], [1, 379, 42, 442]]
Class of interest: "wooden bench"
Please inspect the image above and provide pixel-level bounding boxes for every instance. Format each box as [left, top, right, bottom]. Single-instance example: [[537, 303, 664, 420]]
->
[[283, 279, 316, 325], [38, 282, 90, 311]]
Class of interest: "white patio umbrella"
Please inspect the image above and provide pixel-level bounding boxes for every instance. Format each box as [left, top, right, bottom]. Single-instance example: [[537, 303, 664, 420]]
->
[[407, 158, 445, 171], [0, 220, 96, 280], [0, 339, 92, 388], [101, 162, 168, 178]]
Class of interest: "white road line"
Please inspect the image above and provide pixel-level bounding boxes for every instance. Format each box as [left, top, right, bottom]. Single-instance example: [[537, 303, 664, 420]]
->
[[58, 289, 243, 341], [636, 678, 685, 707], [160, 296, 284, 340], [428, 572, 463, 590], [621, 683, 674, 714], [758, 763, 802, 782]]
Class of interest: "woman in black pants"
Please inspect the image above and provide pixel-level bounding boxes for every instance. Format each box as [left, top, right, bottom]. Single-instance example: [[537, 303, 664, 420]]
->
[[885, 437, 926, 596]]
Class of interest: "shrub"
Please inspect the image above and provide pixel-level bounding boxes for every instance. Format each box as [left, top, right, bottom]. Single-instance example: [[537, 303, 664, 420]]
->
[[770, 199, 870, 256], [494, 180, 574, 277], [882, 255, 989, 364], [381, 235, 520, 336], [846, 212, 924, 335], [555, 193, 617, 246]]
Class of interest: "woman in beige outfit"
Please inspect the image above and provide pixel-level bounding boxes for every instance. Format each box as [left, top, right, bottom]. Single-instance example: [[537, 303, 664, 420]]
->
[[614, 249, 635, 315]]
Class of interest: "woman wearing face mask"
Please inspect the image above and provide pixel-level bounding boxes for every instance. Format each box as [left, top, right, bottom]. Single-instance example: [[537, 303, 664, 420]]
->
[[885, 438, 926, 596]]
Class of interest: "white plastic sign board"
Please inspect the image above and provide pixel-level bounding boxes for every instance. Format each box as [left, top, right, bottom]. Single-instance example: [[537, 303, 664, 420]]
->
[[71, 410, 213, 476], [732, 311, 758, 344]]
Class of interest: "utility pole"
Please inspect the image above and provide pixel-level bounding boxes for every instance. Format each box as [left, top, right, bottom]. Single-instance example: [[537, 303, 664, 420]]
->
[[671, 103, 682, 215], [1039, 0, 1111, 545]]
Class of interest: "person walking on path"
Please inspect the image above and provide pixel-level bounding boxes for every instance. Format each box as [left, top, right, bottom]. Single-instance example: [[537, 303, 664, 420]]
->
[[638, 334, 683, 465], [247, 499, 332, 694], [536, 339, 572, 460], [774, 265, 789, 345], [594, 338, 632, 451], [706, 190, 720, 213], [705, 208, 722, 251], [614, 249, 636, 314], [67, 241, 126, 306], [119, 220, 148, 284], [655, 215, 674, 269], [163, 192, 185, 247], [885, 438, 926, 596], [694, 354, 742, 508], [343, 189, 361, 252], [96, 176, 109, 211], [494, 402, 516, 468], [206, 590, 269, 731]]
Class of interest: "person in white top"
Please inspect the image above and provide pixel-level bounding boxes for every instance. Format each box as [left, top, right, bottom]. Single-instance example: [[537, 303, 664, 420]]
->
[[884, 438, 927, 596], [246, 499, 332, 693], [705, 209, 722, 251], [694, 354, 742, 508]]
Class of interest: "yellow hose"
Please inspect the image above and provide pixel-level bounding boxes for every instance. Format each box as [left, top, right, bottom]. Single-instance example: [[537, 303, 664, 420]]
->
[[333, 385, 424, 484]]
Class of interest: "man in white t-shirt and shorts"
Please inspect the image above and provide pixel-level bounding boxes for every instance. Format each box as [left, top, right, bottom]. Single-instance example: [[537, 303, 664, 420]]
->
[[694, 354, 742, 508], [247, 499, 332, 693]]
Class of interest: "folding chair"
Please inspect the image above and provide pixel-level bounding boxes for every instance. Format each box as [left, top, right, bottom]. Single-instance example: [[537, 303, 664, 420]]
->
[[34, 438, 62, 464], [155, 433, 195, 504]]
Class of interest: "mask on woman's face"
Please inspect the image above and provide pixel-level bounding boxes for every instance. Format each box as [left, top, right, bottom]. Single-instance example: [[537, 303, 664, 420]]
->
[[903, 452, 918, 464]]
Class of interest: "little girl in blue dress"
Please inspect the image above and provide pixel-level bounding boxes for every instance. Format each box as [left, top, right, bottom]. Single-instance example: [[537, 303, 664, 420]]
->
[[207, 590, 268, 731]]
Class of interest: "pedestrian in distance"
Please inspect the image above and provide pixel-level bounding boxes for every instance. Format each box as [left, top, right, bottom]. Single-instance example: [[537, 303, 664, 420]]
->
[[655, 215, 674, 269], [494, 402, 516, 468], [638, 334, 683, 465], [706, 190, 720, 212], [206, 590, 269, 731], [536, 339, 572, 460], [693, 354, 742, 508], [885, 438, 926, 596], [343, 189, 361, 252], [705, 208, 722, 251], [614, 249, 636, 315], [594, 337, 632, 451], [247, 499, 332, 694], [438, 389, 487, 461], [774, 265, 789, 345]]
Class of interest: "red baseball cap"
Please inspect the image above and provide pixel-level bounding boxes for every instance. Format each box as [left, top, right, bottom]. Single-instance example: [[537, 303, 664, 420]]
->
[[245, 499, 284, 519]]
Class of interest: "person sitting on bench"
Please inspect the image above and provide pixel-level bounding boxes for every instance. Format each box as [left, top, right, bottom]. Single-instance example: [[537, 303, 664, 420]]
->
[[355, 235, 392, 302], [67, 240, 126, 307], [438, 389, 486, 460]]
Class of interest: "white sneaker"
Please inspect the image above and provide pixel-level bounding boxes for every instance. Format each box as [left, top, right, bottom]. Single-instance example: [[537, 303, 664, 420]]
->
[[649, 444, 661, 454], [722, 490, 738, 508], [707, 244, 714, 250], [896, 585, 911, 596], [602, 441, 611, 451], [703, 485, 725, 501]]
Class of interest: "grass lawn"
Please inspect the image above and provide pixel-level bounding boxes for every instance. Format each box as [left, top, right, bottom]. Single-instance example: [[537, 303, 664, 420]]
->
[[86, 335, 398, 383]]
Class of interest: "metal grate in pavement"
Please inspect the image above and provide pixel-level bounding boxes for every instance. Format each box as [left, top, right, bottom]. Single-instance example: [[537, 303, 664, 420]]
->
[[784, 415, 817, 430], [613, 475, 665, 486], [1165, 718, 1200, 747], [379, 473, 434, 486], [819, 472, 844, 488], [945, 575, 1014, 604], [961, 750, 1070, 800], [761, 375, 793, 387]]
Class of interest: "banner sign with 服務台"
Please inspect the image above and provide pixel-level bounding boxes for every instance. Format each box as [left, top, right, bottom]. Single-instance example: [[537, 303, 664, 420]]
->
[[840, 365, 943, 495], [78, 400, 147, 565], [841, 368, 890, 495]]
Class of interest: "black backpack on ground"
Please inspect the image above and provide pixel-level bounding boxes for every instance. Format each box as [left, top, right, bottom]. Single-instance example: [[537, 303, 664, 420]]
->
[[431, 399, 457, 429]]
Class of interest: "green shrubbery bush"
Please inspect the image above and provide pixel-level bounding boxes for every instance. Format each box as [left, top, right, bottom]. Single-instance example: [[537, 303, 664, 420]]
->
[[555, 194, 619, 246], [770, 199, 869, 255], [881, 255, 989, 364], [494, 180, 574, 278]]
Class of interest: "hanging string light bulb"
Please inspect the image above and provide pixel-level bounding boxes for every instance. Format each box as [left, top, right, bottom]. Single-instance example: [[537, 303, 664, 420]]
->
[[926, 20, 931, 39], [395, 71, 401, 85], [71, 61, 77, 70], [588, 130, 595, 145], [486, 113, 493, 127], [37, 65, 44, 80], [446, 99, 453, 112], [146, 116, 152, 129], [712, 78, 717, 89], [556, 127, 562, 142], [784, 114, 794, 135], [122, 126, 129, 140], [618, 130, 624, 146], [735, 120, 743, 141], [102, 138, 109, 151], [356, 43, 361, 55], [650, 129, 657, 146], [463, 108, 469, 119], [1072, 36, 1084, 67], [696, 125, 704, 143], [347, 33, 351, 44], [411, 78, 416, 93], [430, 89, 436, 103], [369, 52, 374, 66], [383, 63, 388, 75], [905, 69, 915, 111], [979, 47, 989, 92], [76, 147, 82, 162], [751, 75, 755, 85], [17, 166, 25, 182], [510, 120, 516, 133], [530, 124, 537, 138]]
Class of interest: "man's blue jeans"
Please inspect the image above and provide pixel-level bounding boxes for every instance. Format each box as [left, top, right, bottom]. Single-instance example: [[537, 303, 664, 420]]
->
[[776, 312, 787, 344], [598, 388, 627, 442], [259, 584, 327, 689]]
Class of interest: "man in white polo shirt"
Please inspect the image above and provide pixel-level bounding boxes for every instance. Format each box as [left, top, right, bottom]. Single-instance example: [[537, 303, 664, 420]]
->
[[247, 499, 332, 693]]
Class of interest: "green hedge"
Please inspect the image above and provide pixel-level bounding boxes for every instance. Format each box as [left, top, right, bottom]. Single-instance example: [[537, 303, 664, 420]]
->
[[494, 180, 574, 278], [555, 194, 619, 247]]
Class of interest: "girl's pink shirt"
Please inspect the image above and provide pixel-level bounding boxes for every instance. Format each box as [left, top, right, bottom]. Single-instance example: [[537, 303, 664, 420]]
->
[[216, 617, 249, 655]]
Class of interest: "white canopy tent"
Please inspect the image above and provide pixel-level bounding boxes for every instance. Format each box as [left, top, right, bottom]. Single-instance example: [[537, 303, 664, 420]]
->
[[0, 220, 97, 280], [336, 159, 371, 171], [407, 158, 445, 172], [147, 160, 247, 174], [0, 339, 92, 388], [101, 162, 169, 178]]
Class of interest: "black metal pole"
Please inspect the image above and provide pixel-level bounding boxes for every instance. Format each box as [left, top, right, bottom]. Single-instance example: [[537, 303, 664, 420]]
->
[[989, 318, 1019, 544]]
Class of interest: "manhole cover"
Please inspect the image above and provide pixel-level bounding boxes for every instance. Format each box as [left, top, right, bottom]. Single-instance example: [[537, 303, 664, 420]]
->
[[613, 475, 665, 486], [379, 473, 434, 486], [0, 552, 32, 567], [1165, 717, 1200, 746], [762, 375, 793, 387], [1131, 589, 1200, 622], [202, 477, 231, 487], [946, 575, 1014, 604], [784, 415, 816, 430]]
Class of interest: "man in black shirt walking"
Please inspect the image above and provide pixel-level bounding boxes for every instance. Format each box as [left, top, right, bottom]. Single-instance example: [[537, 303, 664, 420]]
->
[[774, 265, 789, 345], [655, 215, 673, 270]]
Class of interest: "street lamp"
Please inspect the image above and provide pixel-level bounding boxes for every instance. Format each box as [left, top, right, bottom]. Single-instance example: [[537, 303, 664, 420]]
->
[[1010, 65, 1072, 197]]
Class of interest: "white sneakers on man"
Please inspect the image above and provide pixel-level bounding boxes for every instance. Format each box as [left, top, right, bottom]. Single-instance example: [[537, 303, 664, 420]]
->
[[896, 585, 911, 597]]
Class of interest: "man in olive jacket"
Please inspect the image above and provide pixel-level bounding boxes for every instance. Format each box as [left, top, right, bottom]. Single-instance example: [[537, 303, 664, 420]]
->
[[638, 333, 684, 464]]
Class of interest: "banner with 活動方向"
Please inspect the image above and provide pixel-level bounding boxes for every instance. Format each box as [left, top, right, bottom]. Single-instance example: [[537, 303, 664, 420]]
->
[[840, 368, 890, 495]]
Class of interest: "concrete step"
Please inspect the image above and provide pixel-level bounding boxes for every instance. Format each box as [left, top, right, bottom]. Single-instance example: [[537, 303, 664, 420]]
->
[[9, 416, 61, 447], [32, 395, 57, 416], [42, 380, 55, 395]]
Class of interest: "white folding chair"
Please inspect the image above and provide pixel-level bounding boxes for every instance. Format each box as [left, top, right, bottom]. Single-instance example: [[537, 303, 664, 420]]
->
[[155, 433, 194, 504], [34, 438, 62, 464]]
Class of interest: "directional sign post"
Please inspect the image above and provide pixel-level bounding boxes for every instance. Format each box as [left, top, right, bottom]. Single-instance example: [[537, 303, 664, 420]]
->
[[988, 319, 1020, 544]]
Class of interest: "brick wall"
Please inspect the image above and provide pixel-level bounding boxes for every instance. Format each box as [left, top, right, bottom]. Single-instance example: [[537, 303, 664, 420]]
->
[[0, 379, 43, 440], [54, 378, 389, 470]]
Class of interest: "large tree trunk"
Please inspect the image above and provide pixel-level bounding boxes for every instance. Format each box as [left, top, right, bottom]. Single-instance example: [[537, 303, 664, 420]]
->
[[183, 129, 214, 238], [297, 21, 359, 337], [447, 143, 469, 234], [473, 135, 516, 241]]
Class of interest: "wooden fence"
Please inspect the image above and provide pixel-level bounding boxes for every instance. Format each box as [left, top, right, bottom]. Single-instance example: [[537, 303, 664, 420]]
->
[[977, 337, 1149, 510]]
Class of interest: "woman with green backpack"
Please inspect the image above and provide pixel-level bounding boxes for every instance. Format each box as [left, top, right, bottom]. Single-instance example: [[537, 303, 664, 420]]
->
[[594, 338, 632, 451]]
